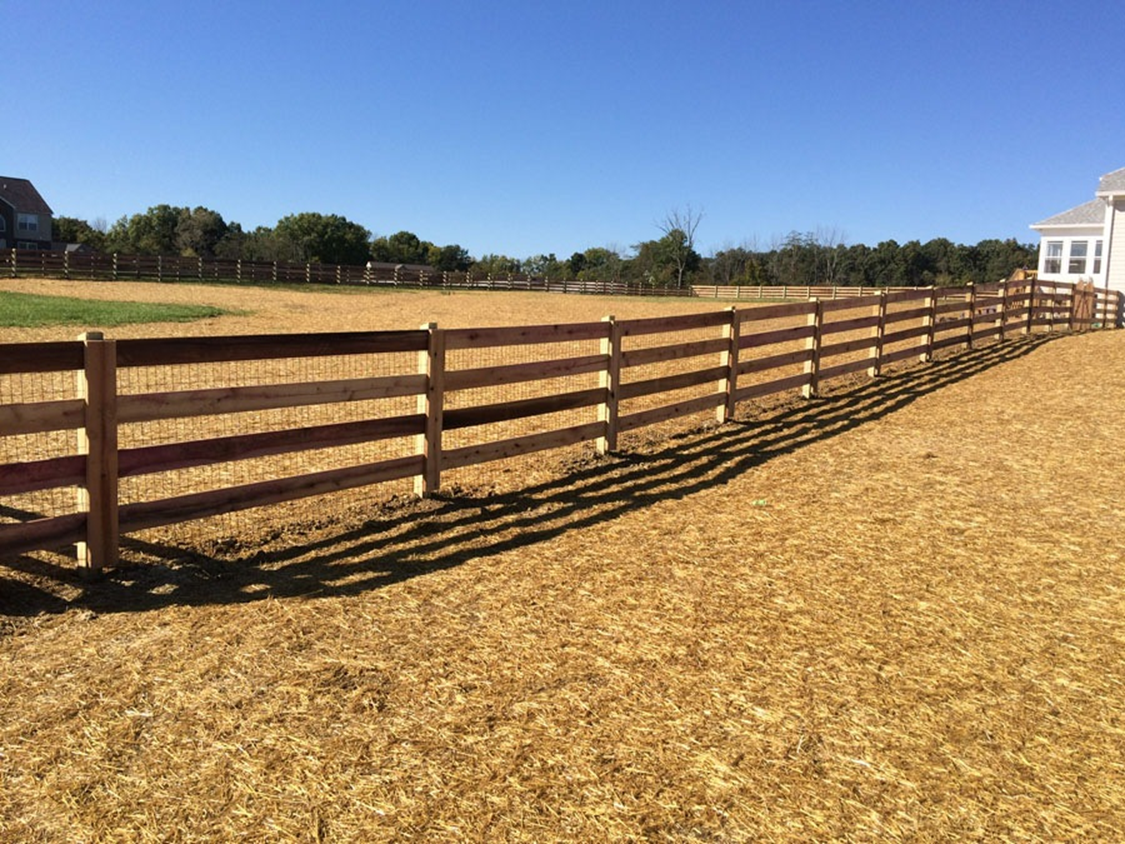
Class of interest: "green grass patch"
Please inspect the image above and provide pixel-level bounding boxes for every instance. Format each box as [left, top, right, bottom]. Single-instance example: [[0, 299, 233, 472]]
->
[[0, 291, 235, 328]]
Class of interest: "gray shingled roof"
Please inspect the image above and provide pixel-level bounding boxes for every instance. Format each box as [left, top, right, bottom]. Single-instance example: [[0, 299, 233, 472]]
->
[[1097, 167, 1125, 195], [1032, 198, 1106, 228], [0, 177, 53, 215]]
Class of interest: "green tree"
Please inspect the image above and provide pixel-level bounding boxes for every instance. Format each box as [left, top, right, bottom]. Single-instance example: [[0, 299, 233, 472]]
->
[[105, 204, 182, 254], [372, 230, 431, 265], [656, 206, 704, 288], [473, 254, 522, 276], [53, 216, 107, 252], [427, 243, 472, 271], [575, 247, 624, 281], [175, 206, 229, 257], [523, 253, 565, 278], [273, 213, 372, 264]]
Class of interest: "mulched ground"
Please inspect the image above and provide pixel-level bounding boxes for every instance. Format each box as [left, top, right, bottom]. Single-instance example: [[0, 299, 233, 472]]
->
[[2, 281, 1124, 840]]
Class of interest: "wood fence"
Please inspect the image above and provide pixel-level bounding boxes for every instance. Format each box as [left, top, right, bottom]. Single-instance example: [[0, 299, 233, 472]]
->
[[691, 284, 922, 300], [2, 248, 687, 297], [0, 280, 1117, 573]]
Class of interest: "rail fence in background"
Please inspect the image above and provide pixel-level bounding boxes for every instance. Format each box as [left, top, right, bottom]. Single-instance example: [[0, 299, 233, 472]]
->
[[2, 248, 686, 297]]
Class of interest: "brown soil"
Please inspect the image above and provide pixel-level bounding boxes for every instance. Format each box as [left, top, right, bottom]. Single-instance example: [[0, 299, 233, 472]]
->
[[2, 280, 1124, 840]]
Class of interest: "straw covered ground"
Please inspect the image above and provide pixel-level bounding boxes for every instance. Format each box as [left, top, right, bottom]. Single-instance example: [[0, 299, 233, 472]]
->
[[2, 279, 1125, 840]]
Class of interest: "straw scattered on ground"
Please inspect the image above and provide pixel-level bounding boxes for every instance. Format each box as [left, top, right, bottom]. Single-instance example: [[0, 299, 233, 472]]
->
[[2, 280, 1124, 841]]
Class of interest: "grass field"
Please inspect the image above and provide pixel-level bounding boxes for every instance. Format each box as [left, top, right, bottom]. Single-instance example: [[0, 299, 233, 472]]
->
[[0, 289, 232, 328], [2, 279, 1124, 840]]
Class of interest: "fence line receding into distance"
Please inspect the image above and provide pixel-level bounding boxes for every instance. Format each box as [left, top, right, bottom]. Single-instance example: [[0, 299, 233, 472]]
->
[[0, 279, 1117, 572]]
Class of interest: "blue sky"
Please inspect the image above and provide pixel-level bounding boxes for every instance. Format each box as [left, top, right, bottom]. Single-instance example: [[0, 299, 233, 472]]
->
[[8, 0, 1125, 259]]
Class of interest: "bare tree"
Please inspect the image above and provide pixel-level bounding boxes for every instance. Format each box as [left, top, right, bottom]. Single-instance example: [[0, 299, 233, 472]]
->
[[656, 205, 704, 288], [814, 225, 847, 286]]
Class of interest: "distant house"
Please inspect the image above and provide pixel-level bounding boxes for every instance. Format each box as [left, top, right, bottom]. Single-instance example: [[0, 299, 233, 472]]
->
[[0, 176, 54, 250], [1030, 166, 1125, 293]]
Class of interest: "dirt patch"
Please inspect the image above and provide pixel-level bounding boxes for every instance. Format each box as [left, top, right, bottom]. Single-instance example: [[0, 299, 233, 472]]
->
[[2, 282, 1124, 840]]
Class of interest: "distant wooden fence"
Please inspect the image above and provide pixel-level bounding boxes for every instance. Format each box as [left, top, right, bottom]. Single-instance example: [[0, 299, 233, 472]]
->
[[691, 284, 923, 300], [0, 280, 1117, 573], [2, 248, 687, 297]]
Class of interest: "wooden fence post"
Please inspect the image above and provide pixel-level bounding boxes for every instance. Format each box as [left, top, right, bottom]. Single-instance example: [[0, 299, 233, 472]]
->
[[998, 279, 1009, 342], [597, 315, 621, 454], [1025, 278, 1036, 335], [802, 298, 823, 399], [718, 306, 740, 422], [868, 290, 887, 377], [415, 322, 445, 498], [920, 286, 937, 362], [75, 332, 118, 574], [965, 283, 976, 349]]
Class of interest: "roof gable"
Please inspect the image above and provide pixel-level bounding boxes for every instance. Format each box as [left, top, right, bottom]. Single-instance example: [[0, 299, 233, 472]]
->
[[0, 177, 53, 215], [1097, 166, 1125, 196], [1032, 198, 1105, 228]]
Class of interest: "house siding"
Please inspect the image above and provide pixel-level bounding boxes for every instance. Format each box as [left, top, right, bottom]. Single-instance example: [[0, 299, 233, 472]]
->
[[1107, 199, 1125, 294], [0, 202, 11, 250]]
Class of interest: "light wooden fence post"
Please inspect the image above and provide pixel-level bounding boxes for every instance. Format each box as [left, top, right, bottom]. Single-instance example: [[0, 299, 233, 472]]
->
[[597, 315, 621, 455], [719, 306, 740, 423], [868, 290, 887, 377], [920, 286, 937, 362], [965, 283, 976, 349], [415, 322, 445, 498], [75, 332, 118, 574], [998, 279, 1009, 342], [802, 298, 823, 399]]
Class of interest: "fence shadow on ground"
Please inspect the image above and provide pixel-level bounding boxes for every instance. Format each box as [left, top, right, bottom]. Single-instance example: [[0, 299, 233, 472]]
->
[[1, 334, 1061, 618]]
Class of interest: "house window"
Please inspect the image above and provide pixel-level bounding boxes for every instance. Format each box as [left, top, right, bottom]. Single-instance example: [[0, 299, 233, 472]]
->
[[1093, 240, 1103, 274], [18, 241, 39, 250], [1044, 240, 1063, 274], [1068, 241, 1088, 274], [17, 213, 38, 233]]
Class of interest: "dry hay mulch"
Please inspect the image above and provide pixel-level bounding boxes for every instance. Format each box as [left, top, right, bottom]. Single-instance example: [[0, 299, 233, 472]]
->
[[2, 309, 1125, 838]]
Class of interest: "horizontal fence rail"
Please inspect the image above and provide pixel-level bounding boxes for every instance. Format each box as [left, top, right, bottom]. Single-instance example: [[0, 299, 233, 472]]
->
[[0, 280, 1118, 572], [2, 248, 689, 298]]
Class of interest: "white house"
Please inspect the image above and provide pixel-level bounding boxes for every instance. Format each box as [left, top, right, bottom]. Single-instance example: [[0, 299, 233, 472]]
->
[[1031, 166, 1125, 293]]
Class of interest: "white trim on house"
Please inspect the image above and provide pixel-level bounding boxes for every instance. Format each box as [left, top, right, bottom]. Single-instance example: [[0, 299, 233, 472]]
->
[[1031, 167, 1125, 293]]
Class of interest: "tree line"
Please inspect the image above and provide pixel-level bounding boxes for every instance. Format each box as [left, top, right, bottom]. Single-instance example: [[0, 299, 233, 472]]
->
[[53, 205, 1037, 288]]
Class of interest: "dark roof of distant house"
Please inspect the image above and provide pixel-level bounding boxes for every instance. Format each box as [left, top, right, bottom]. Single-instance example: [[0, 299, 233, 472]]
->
[[1096, 166, 1125, 196], [1032, 198, 1106, 228], [0, 177, 53, 215]]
